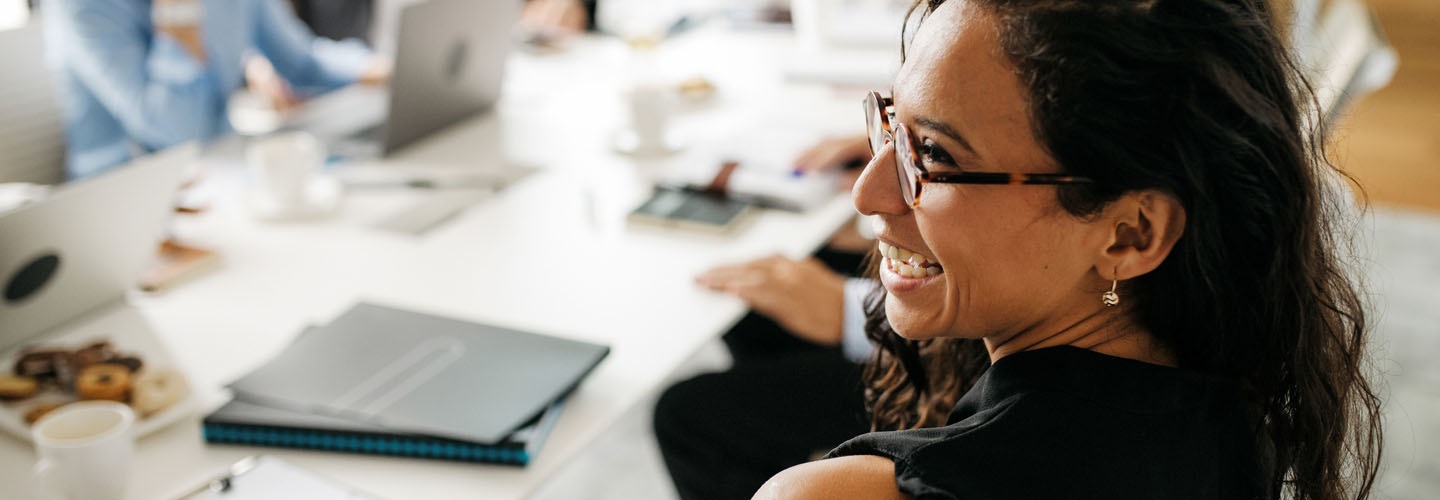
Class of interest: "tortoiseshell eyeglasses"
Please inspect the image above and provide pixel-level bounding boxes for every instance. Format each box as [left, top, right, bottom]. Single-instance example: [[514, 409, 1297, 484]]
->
[[864, 91, 1094, 208]]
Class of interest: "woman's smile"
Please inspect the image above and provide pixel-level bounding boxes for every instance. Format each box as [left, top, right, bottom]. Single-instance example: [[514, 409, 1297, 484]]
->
[[877, 239, 944, 293]]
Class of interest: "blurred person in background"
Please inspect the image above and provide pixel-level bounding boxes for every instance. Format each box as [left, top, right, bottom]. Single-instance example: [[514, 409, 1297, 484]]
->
[[289, 0, 374, 43], [42, 0, 389, 179], [655, 135, 880, 500]]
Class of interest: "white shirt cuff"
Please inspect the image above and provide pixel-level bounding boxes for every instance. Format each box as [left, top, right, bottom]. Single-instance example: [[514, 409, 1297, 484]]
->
[[841, 278, 877, 363]]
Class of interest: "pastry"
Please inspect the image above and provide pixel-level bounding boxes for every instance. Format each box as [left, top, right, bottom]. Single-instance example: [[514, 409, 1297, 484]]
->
[[23, 403, 62, 426], [678, 76, 716, 100], [74, 364, 132, 402], [0, 375, 38, 400], [71, 341, 118, 368], [14, 350, 74, 386], [111, 356, 144, 373], [131, 369, 189, 416]]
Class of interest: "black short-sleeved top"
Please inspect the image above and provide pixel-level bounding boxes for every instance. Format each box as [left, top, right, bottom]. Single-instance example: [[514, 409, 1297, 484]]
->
[[826, 346, 1268, 500]]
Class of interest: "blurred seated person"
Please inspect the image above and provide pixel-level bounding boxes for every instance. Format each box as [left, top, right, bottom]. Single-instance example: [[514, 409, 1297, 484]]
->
[[756, 0, 1382, 498], [521, 0, 596, 36], [654, 135, 878, 500], [43, 0, 389, 179]]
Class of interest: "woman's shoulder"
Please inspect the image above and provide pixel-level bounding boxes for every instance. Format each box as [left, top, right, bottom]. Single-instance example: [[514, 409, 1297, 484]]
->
[[753, 454, 912, 500]]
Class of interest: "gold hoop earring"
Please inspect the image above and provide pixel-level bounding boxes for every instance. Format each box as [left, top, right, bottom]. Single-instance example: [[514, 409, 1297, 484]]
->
[[1102, 269, 1120, 307]]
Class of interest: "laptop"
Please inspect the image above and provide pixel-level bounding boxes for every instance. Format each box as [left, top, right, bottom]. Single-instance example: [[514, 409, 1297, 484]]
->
[[291, 0, 521, 159], [0, 144, 195, 350]]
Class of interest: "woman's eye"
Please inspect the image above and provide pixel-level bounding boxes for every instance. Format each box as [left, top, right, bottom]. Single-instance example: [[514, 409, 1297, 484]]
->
[[918, 139, 955, 168]]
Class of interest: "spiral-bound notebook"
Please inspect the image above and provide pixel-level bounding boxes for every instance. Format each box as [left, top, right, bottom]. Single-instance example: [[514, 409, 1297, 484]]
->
[[203, 398, 563, 465], [220, 302, 609, 449]]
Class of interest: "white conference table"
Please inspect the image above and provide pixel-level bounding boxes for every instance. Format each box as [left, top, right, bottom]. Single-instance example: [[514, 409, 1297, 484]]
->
[[0, 24, 883, 499]]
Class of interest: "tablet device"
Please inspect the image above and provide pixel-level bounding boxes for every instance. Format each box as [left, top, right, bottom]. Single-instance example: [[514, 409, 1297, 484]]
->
[[627, 186, 757, 235]]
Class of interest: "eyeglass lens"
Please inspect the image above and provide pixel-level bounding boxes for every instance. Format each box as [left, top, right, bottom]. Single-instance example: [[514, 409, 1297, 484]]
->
[[893, 124, 917, 206]]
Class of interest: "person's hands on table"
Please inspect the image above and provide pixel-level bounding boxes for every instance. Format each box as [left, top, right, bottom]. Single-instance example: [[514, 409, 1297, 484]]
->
[[696, 255, 847, 346]]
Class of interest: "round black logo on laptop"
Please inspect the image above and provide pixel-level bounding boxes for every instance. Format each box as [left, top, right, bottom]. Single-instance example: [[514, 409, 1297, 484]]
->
[[4, 251, 60, 305], [445, 40, 469, 83]]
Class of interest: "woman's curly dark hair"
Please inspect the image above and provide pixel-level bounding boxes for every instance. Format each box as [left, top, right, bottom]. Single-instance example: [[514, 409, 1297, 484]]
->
[[861, 1, 1383, 499]]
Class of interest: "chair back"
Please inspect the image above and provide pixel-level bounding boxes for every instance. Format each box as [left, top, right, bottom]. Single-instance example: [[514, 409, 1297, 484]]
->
[[0, 17, 67, 185]]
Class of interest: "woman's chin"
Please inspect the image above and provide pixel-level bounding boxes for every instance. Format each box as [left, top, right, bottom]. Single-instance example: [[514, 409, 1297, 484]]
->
[[884, 301, 945, 341]]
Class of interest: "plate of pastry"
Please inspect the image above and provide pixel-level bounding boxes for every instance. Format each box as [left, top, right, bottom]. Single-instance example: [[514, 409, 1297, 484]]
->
[[0, 307, 201, 442]]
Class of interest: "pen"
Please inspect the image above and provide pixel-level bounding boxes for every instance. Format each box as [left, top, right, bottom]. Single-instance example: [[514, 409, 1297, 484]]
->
[[341, 176, 504, 191]]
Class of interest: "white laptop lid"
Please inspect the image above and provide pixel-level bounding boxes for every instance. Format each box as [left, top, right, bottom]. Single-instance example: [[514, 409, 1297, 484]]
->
[[289, 0, 520, 156], [381, 0, 520, 153], [0, 144, 195, 349]]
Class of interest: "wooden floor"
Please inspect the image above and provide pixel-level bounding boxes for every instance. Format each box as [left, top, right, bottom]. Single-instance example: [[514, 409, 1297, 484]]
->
[[1332, 0, 1440, 212]]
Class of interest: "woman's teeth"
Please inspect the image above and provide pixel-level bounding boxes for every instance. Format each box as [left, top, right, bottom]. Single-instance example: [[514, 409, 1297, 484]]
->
[[878, 241, 943, 279]]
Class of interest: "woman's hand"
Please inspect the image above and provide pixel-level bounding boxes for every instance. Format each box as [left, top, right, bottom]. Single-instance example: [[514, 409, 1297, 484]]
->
[[522, 0, 589, 36], [244, 56, 299, 111], [696, 255, 846, 346], [792, 134, 871, 190], [153, 0, 207, 63]]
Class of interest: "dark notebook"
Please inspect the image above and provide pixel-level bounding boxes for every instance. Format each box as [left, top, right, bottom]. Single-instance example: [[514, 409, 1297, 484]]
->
[[203, 398, 563, 465], [226, 302, 610, 444]]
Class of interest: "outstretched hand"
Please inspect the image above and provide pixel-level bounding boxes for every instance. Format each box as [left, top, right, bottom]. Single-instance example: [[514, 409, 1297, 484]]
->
[[792, 134, 871, 190], [696, 255, 846, 346], [521, 0, 590, 36]]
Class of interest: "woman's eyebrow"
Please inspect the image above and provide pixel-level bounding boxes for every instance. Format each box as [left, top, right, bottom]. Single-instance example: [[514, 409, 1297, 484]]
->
[[914, 115, 979, 158]]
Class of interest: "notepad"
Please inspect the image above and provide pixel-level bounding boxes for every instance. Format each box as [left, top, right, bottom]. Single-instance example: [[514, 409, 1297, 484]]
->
[[178, 455, 376, 499], [227, 302, 609, 444], [203, 398, 564, 465]]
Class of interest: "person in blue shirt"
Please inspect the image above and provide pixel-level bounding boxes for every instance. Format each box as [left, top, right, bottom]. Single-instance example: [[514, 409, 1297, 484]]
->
[[42, 0, 389, 179]]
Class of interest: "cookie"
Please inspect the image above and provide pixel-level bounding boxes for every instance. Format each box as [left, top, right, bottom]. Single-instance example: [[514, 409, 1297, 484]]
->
[[23, 403, 62, 426], [131, 369, 189, 416], [74, 364, 132, 402], [0, 375, 38, 400]]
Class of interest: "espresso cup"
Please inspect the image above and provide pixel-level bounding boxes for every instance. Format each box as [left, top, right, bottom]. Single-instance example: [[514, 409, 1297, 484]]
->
[[31, 401, 136, 500], [248, 131, 324, 211]]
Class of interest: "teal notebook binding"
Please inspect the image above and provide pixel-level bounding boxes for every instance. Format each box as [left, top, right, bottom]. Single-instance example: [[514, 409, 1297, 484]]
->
[[202, 398, 564, 466]]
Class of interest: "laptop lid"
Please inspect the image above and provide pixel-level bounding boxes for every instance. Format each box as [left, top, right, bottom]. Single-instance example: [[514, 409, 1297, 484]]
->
[[0, 144, 195, 349], [380, 0, 520, 154]]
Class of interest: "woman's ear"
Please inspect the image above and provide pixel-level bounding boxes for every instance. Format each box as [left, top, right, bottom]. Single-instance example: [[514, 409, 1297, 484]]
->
[[1094, 190, 1186, 280]]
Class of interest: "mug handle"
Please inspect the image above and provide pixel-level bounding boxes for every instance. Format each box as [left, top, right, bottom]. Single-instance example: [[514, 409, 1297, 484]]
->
[[32, 459, 65, 500]]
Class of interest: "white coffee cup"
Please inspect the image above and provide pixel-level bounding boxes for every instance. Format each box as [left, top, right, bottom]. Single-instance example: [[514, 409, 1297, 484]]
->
[[248, 131, 324, 211], [620, 83, 676, 155], [31, 401, 136, 500], [790, 0, 832, 50]]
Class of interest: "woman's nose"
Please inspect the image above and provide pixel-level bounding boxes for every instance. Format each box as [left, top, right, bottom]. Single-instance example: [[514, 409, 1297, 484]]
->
[[853, 142, 909, 217]]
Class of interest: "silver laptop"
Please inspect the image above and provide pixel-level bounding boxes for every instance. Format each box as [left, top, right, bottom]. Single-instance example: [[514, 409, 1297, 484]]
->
[[0, 144, 195, 349], [293, 0, 521, 158]]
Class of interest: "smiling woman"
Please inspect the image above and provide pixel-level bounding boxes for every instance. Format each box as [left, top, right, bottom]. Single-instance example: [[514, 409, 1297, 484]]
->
[[754, 0, 1384, 499]]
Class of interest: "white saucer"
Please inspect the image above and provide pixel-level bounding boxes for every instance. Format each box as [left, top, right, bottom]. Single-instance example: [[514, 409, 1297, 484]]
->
[[248, 177, 344, 221]]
